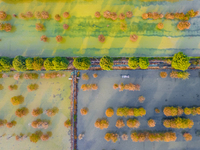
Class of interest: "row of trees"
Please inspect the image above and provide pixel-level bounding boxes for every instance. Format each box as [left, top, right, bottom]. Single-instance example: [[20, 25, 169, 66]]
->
[[163, 117, 194, 129], [131, 132, 177, 142], [113, 83, 140, 91], [81, 84, 98, 91], [0, 52, 192, 71], [164, 106, 200, 116], [116, 107, 146, 117]]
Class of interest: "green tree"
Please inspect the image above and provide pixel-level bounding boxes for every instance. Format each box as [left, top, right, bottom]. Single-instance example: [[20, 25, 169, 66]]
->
[[25, 57, 33, 70], [100, 56, 113, 70], [73, 57, 91, 70], [128, 57, 138, 69], [12, 56, 26, 71], [44, 58, 54, 71], [0, 57, 12, 72], [32, 57, 44, 71], [139, 57, 149, 69], [171, 52, 190, 71], [52, 57, 69, 70]]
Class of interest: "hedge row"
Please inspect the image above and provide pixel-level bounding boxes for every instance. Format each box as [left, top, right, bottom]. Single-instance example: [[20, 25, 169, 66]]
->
[[0, 52, 192, 71]]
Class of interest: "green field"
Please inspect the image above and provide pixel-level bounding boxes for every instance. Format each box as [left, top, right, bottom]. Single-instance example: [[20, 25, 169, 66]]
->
[[0, 0, 200, 57], [0, 71, 71, 149]]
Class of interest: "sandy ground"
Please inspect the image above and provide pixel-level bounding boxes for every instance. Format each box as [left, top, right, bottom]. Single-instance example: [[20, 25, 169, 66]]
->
[[0, 0, 200, 57], [0, 71, 71, 150], [77, 70, 200, 150]]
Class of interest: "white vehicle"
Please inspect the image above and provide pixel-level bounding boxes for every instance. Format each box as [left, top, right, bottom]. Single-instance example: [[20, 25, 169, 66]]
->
[[121, 74, 129, 78]]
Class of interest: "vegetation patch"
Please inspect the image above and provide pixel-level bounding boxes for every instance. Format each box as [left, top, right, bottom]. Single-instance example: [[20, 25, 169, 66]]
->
[[170, 71, 190, 80], [94, 119, 109, 130], [163, 106, 183, 116], [113, 83, 140, 91], [116, 107, 146, 117], [81, 84, 98, 91], [104, 133, 118, 143]]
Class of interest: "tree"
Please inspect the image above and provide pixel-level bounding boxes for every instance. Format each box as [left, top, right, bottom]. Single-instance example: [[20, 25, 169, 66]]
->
[[8, 84, 18, 91], [44, 58, 54, 71], [128, 57, 138, 69], [13, 56, 26, 71], [31, 108, 43, 117], [11, 95, 24, 106], [148, 119, 156, 127], [64, 119, 71, 128], [82, 73, 89, 80], [105, 108, 114, 117], [100, 56, 113, 70], [30, 131, 42, 143], [52, 57, 69, 70], [115, 119, 125, 128], [0, 57, 12, 72], [139, 57, 149, 69], [15, 107, 29, 118], [25, 57, 33, 70], [80, 108, 88, 115], [32, 57, 43, 71], [171, 52, 190, 71], [73, 57, 91, 70], [27, 84, 39, 92]]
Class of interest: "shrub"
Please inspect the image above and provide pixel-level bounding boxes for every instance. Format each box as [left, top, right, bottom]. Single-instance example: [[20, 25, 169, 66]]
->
[[35, 23, 44, 31], [81, 84, 98, 91], [32, 57, 44, 71], [82, 73, 89, 80], [138, 96, 145, 103], [64, 119, 71, 128], [13, 56, 26, 71], [148, 119, 156, 127], [45, 107, 59, 117], [126, 11, 133, 18], [0, 11, 7, 20], [130, 34, 138, 42], [25, 58, 33, 70], [11, 95, 24, 106], [30, 131, 42, 143], [52, 57, 69, 70], [54, 14, 61, 21], [160, 72, 167, 78], [63, 24, 69, 30], [44, 58, 54, 71], [157, 22, 164, 29], [73, 57, 91, 70], [163, 117, 194, 129], [120, 23, 127, 31], [105, 108, 114, 117], [80, 108, 88, 115], [95, 11, 101, 18], [23, 73, 38, 79], [40, 35, 48, 42], [128, 57, 138, 69], [6, 121, 17, 128], [27, 84, 39, 92], [139, 57, 149, 69], [121, 134, 128, 141], [94, 119, 109, 129], [126, 119, 140, 128], [93, 73, 98, 78], [104, 133, 118, 143], [41, 11, 49, 19], [100, 56, 113, 70], [63, 12, 69, 18], [41, 134, 49, 141], [183, 133, 192, 141], [8, 84, 18, 91], [0, 84, 3, 90], [31, 108, 43, 117], [15, 107, 29, 118], [0, 57, 12, 72], [3, 23, 12, 32], [170, 71, 190, 80], [171, 52, 190, 71], [98, 34, 105, 43], [113, 83, 118, 89], [0, 119, 7, 127], [115, 119, 125, 128], [56, 35, 62, 42]]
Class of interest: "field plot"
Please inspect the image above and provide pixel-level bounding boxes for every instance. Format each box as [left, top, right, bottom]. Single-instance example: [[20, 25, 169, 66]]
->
[[0, 0, 200, 57], [77, 70, 200, 150], [0, 71, 71, 150]]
